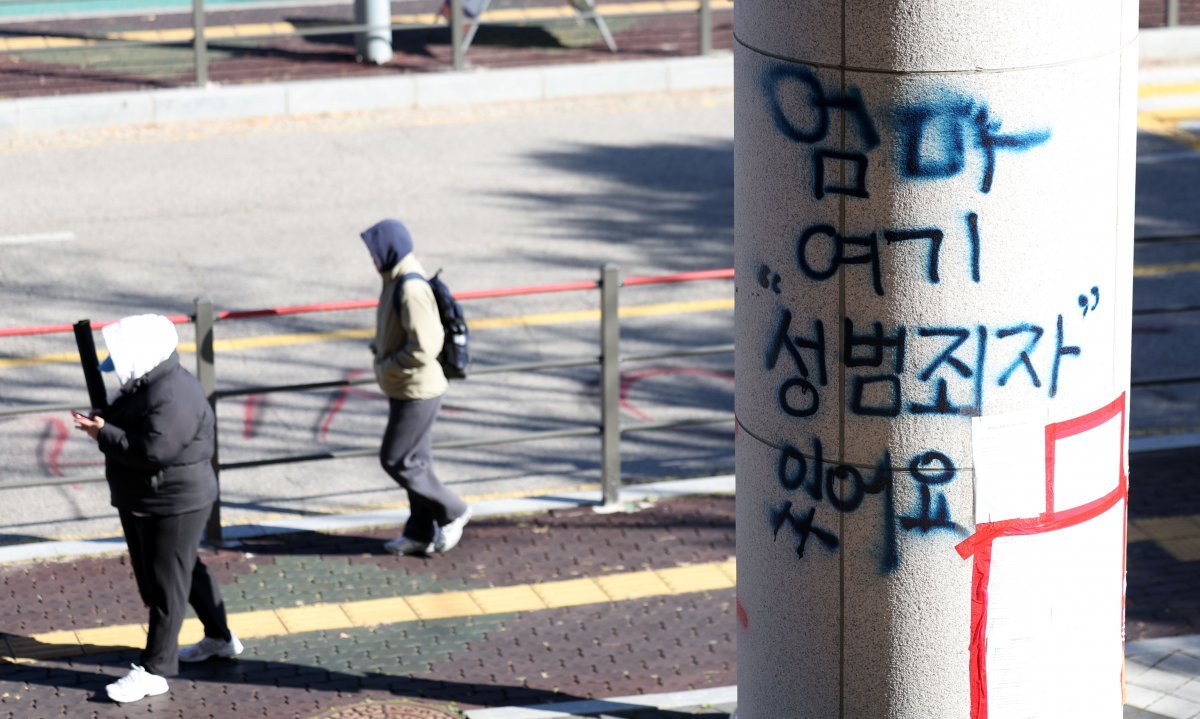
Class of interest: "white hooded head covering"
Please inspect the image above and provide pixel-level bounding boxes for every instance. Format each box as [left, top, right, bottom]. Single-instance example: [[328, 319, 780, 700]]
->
[[100, 314, 179, 389]]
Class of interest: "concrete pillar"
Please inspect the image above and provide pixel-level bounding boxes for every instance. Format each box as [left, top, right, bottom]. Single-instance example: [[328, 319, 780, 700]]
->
[[354, 0, 394, 65], [734, 1, 1138, 717]]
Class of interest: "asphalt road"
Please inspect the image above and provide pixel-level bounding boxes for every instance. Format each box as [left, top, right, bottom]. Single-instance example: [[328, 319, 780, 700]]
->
[[0, 89, 737, 542], [1, 87, 1198, 545]]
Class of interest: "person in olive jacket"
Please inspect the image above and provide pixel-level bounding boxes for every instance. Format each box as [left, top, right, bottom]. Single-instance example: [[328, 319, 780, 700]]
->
[[361, 218, 472, 556], [73, 314, 242, 704]]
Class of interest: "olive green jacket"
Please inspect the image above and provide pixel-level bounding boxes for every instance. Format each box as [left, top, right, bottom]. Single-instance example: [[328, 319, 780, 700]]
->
[[372, 254, 448, 400]]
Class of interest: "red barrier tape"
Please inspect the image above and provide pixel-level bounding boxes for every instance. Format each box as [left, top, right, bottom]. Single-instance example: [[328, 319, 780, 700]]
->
[[0, 313, 192, 338], [624, 268, 736, 286], [0, 269, 735, 338], [218, 300, 378, 321], [955, 393, 1128, 719]]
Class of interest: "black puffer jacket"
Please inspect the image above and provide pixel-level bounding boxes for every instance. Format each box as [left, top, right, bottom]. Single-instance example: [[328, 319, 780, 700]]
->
[[96, 352, 218, 516]]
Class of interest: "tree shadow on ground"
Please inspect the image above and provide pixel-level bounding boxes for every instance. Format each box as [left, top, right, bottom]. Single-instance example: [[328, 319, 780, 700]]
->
[[1, 633, 723, 718], [499, 139, 734, 273]]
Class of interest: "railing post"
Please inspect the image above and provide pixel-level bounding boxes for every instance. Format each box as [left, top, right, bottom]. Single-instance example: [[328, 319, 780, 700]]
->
[[699, 0, 712, 56], [192, 0, 208, 86], [194, 297, 223, 546], [354, 0, 394, 64], [451, 0, 466, 71], [1167, 0, 1180, 26], [599, 264, 621, 506]]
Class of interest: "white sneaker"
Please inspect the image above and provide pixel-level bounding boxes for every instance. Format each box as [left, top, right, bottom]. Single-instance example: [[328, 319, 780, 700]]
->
[[383, 535, 435, 555], [179, 633, 244, 663], [435, 507, 472, 553], [105, 664, 168, 703]]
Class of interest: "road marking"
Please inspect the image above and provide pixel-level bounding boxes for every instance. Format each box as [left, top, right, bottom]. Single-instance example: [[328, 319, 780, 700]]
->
[[1139, 82, 1200, 99], [5, 557, 737, 661], [0, 232, 76, 246], [0, 297, 734, 370], [1134, 261, 1200, 279], [1138, 150, 1200, 165]]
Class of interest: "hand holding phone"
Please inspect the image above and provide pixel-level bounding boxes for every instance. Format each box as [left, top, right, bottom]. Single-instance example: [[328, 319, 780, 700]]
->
[[72, 411, 104, 438]]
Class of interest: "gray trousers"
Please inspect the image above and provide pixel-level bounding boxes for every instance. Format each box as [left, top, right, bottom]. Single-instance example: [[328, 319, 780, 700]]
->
[[381, 395, 467, 544], [119, 506, 232, 677]]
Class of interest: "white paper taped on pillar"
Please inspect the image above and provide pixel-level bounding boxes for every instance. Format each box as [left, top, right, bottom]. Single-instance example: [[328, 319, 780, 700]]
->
[[733, 0, 1136, 716]]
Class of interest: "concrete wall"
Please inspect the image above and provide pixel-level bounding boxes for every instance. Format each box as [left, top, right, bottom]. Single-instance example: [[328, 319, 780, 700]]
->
[[734, 1, 1138, 717]]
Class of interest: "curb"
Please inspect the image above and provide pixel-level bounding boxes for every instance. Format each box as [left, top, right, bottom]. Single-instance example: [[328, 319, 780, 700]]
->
[[0, 474, 735, 565], [1141, 26, 1200, 66], [465, 686, 737, 718], [0, 53, 733, 134], [4, 29, 1198, 135]]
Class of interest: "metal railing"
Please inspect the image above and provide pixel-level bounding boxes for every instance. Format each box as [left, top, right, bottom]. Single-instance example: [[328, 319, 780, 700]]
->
[[0, 264, 736, 544], [0, 0, 728, 94]]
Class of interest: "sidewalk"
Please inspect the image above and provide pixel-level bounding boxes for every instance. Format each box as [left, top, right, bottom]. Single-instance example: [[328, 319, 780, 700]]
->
[[2, 21, 1199, 136], [1, 448, 1199, 718], [1, 478, 740, 719]]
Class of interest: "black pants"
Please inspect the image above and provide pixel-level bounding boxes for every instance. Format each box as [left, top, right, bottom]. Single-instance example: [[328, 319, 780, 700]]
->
[[119, 506, 232, 677], [381, 395, 467, 544]]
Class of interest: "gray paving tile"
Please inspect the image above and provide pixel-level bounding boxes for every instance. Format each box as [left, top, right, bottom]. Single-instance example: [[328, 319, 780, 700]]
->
[[1133, 666, 1194, 694], [1126, 706, 1181, 719], [1144, 695, 1200, 719]]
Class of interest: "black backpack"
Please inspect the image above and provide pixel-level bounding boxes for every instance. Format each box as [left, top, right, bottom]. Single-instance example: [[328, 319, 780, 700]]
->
[[394, 271, 470, 379]]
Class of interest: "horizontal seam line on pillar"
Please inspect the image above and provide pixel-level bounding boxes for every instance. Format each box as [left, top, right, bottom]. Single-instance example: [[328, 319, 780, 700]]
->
[[736, 417, 980, 472], [733, 33, 1136, 76]]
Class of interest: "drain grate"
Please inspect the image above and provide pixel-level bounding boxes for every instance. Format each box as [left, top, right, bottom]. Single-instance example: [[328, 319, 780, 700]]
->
[[311, 700, 461, 719]]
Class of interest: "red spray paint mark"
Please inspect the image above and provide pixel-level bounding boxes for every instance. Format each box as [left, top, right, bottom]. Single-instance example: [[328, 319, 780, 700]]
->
[[736, 598, 748, 629], [39, 417, 103, 482], [619, 368, 735, 422], [243, 394, 265, 440], [42, 417, 69, 477], [316, 370, 378, 443]]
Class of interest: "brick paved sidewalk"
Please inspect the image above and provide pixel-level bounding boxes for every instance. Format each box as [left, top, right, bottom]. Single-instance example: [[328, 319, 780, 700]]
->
[[0, 3, 733, 100], [1, 442, 1198, 718], [0, 494, 736, 719]]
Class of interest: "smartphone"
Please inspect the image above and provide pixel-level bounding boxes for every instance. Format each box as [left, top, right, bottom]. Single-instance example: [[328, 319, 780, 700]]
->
[[71, 410, 89, 420]]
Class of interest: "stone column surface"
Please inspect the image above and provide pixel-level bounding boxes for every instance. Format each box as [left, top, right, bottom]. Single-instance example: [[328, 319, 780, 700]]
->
[[733, 1, 1138, 717]]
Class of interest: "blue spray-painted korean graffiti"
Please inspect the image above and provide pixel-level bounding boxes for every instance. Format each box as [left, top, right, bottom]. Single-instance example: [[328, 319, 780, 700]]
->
[[757, 63, 1071, 572], [894, 98, 1051, 193], [764, 67, 1050, 202], [796, 212, 983, 296], [764, 65, 881, 200], [771, 440, 965, 574], [765, 305, 1086, 418]]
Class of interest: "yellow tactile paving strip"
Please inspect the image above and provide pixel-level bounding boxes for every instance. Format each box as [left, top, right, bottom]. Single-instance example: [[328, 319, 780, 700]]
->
[[3, 558, 736, 662], [3, 519, 1196, 663], [1131, 515, 1200, 562], [0, 0, 733, 53], [1138, 82, 1200, 150]]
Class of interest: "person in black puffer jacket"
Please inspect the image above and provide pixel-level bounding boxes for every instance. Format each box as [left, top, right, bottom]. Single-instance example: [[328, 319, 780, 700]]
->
[[73, 314, 243, 704]]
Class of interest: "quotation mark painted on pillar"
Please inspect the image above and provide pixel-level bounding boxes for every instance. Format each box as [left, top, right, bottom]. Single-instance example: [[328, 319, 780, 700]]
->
[[758, 265, 782, 294], [1079, 286, 1100, 317]]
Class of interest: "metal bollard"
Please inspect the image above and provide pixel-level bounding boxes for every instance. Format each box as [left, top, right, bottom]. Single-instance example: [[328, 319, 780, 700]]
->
[[699, 0, 712, 56], [599, 264, 621, 506], [354, 0, 394, 64], [451, 0, 465, 71], [192, 0, 208, 85], [194, 297, 223, 547]]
